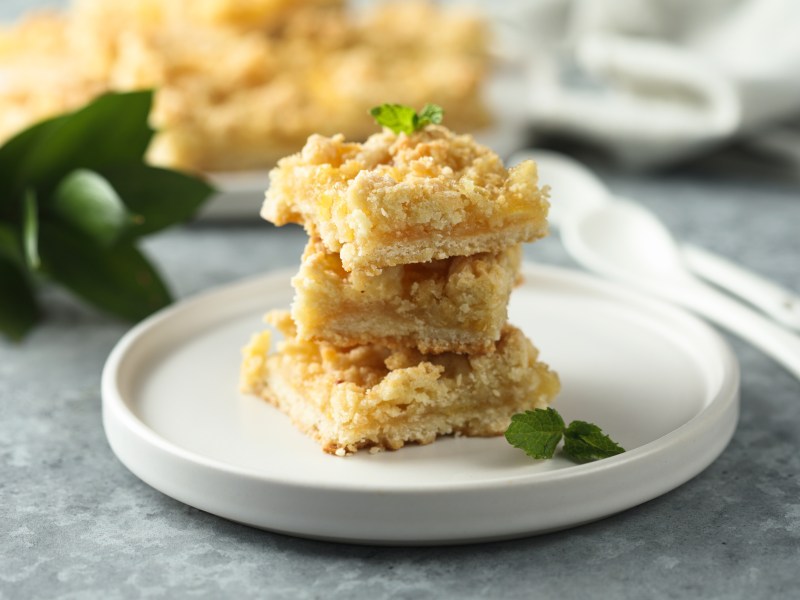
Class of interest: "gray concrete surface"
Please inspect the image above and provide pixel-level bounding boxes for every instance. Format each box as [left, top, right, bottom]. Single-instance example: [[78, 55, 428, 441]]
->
[[2, 2, 800, 599], [3, 173, 800, 599]]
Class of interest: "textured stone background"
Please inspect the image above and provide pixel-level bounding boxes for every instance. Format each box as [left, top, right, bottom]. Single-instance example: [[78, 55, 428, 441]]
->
[[2, 2, 800, 599]]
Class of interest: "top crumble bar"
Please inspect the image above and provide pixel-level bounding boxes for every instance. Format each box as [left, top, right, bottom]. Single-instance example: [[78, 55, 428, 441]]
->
[[261, 124, 550, 274]]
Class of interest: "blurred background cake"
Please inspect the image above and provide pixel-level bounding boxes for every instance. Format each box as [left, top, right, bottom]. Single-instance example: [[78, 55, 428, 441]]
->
[[0, 0, 491, 172]]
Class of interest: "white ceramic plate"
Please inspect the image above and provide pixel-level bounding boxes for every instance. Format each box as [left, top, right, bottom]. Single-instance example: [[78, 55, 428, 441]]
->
[[102, 264, 739, 545]]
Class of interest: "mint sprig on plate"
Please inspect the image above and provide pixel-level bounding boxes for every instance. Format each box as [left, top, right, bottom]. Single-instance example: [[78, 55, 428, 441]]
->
[[370, 103, 444, 135], [0, 91, 214, 341], [505, 407, 625, 463]]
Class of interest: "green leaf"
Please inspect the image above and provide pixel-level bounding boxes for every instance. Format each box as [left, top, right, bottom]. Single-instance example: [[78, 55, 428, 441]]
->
[[417, 103, 444, 128], [0, 91, 154, 197], [49, 170, 130, 246], [0, 263, 41, 342], [505, 407, 565, 459], [0, 116, 68, 209], [98, 164, 214, 239], [563, 421, 626, 463], [38, 223, 171, 322], [0, 218, 24, 267], [0, 224, 41, 341], [23, 189, 41, 269], [369, 103, 444, 135], [370, 104, 418, 135]]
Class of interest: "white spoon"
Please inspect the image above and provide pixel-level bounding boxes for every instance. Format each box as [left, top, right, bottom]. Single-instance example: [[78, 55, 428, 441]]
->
[[560, 198, 800, 379], [512, 149, 800, 331]]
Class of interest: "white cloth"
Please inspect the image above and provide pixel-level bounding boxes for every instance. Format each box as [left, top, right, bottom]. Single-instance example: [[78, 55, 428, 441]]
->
[[485, 0, 800, 168]]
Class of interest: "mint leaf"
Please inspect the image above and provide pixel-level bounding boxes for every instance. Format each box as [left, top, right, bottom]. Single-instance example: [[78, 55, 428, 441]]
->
[[22, 189, 40, 269], [417, 103, 444, 128], [370, 103, 445, 134], [370, 104, 418, 135], [563, 420, 626, 463], [38, 223, 171, 322], [49, 170, 130, 247], [505, 408, 626, 464], [505, 408, 565, 459]]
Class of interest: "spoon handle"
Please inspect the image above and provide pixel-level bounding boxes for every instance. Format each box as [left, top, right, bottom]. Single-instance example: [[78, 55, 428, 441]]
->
[[664, 280, 800, 379], [683, 244, 800, 331]]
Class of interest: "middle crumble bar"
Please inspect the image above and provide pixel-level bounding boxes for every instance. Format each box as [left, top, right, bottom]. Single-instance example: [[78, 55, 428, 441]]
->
[[291, 238, 522, 354]]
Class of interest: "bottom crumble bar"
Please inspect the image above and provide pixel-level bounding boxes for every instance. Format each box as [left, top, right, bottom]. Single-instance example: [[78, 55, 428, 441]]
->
[[240, 311, 560, 455]]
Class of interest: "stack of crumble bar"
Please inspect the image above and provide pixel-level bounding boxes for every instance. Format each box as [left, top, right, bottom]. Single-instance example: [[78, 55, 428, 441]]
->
[[241, 125, 560, 455]]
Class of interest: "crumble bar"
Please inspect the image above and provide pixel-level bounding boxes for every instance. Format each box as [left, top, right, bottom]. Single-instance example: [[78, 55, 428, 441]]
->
[[0, 2, 489, 173], [291, 238, 522, 354], [240, 311, 560, 455], [73, 0, 344, 33], [262, 125, 549, 273]]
